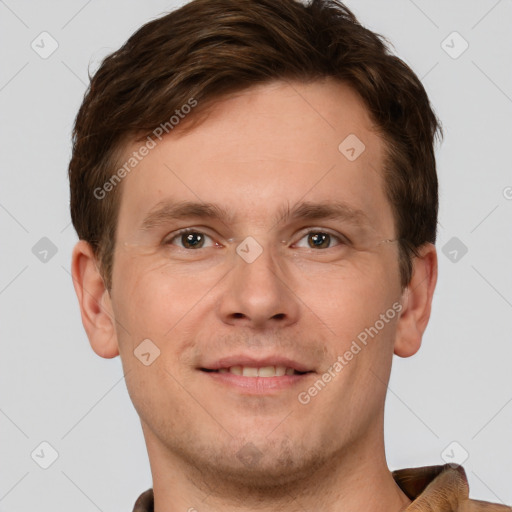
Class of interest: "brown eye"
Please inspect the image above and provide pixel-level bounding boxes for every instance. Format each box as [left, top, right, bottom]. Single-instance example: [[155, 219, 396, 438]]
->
[[307, 232, 331, 249], [294, 230, 345, 249], [165, 229, 215, 249], [181, 232, 205, 249]]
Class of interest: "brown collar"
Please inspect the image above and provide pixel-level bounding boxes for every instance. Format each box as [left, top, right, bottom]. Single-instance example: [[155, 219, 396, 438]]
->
[[393, 464, 510, 511], [132, 464, 510, 511]]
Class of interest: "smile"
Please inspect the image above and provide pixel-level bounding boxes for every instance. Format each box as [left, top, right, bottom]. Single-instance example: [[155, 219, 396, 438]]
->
[[202, 365, 308, 377], [200, 366, 314, 393]]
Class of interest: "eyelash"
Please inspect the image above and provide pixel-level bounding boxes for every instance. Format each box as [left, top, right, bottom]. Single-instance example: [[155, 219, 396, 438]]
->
[[163, 227, 350, 250]]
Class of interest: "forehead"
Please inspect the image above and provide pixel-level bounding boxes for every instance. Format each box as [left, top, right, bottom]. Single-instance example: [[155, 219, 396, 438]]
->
[[115, 78, 395, 236]]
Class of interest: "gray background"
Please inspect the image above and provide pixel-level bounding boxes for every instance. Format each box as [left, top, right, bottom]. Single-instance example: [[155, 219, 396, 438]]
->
[[1, 0, 511, 510]]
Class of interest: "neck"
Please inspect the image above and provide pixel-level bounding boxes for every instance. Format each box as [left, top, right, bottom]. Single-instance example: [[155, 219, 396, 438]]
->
[[142, 423, 411, 512]]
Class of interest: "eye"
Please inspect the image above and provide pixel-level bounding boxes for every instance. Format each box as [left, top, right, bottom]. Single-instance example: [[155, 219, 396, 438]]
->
[[293, 229, 347, 249], [164, 229, 218, 249]]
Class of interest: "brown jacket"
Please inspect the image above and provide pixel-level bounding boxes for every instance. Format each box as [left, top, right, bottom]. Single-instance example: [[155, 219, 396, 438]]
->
[[393, 464, 510, 511], [132, 464, 510, 511]]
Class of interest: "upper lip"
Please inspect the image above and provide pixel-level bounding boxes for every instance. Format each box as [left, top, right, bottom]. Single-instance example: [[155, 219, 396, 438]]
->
[[200, 354, 314, 373]]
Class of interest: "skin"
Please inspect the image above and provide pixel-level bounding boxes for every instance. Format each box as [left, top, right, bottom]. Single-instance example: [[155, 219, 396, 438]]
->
[[72, 78, 437, 512]]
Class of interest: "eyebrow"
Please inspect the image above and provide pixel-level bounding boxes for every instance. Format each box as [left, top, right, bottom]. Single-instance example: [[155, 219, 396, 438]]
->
[[139, 199, 371, 231]]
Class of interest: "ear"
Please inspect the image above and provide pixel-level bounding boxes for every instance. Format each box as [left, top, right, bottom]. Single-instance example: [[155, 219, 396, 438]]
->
[[71, 240, 119, 359], [394, 243, 438, 358]]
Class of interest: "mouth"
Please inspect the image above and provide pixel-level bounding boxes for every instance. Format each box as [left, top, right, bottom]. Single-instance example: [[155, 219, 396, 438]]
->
[[198, 357, 315, 394], [200, 366, 311, 377]]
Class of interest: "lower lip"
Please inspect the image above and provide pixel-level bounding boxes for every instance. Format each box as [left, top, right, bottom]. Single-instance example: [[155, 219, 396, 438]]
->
[[200, 370, 314, 393]]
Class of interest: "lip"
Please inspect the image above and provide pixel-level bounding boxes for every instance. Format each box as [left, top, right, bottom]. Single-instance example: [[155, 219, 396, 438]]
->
[[200, 370, 314, 393], [198, 354, 315, 394], [200, 354, 314, 373]]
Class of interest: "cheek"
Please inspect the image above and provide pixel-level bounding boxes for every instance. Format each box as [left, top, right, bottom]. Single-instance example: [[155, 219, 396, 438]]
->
[[294, 257, 391, 314], [113, 255, 214, 330], [111, 257, 223, 379], [292, 258, 400, 365]]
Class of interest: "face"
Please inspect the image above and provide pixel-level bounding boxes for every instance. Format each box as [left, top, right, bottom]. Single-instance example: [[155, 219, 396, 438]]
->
[[107, 79, 405, 487]]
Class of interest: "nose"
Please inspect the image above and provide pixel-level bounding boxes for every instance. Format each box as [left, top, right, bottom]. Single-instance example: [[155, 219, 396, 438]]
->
[[216, 240, 300, 330]]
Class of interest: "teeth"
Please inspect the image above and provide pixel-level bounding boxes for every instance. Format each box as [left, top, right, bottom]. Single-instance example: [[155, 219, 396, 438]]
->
[[216, 365, 300, 377], [242, 367, 259, 377], [230, 365, 242, 375], [258, 366, 276, 377]]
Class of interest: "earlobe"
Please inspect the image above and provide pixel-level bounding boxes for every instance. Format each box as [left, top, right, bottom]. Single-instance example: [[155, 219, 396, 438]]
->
[[393, 243, 438, 358], [71, 240, 119, 359]]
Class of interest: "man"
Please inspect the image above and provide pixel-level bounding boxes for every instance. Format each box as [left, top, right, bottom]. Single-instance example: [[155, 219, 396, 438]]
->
[[68, 0, 509, 510]]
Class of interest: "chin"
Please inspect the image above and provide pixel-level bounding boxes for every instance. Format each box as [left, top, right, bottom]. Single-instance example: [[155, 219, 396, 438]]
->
[[190, 434, 330, 490]]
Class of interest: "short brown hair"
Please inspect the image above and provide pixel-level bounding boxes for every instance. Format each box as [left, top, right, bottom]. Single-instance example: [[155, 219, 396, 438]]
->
[[68, 0, 441, 291]]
